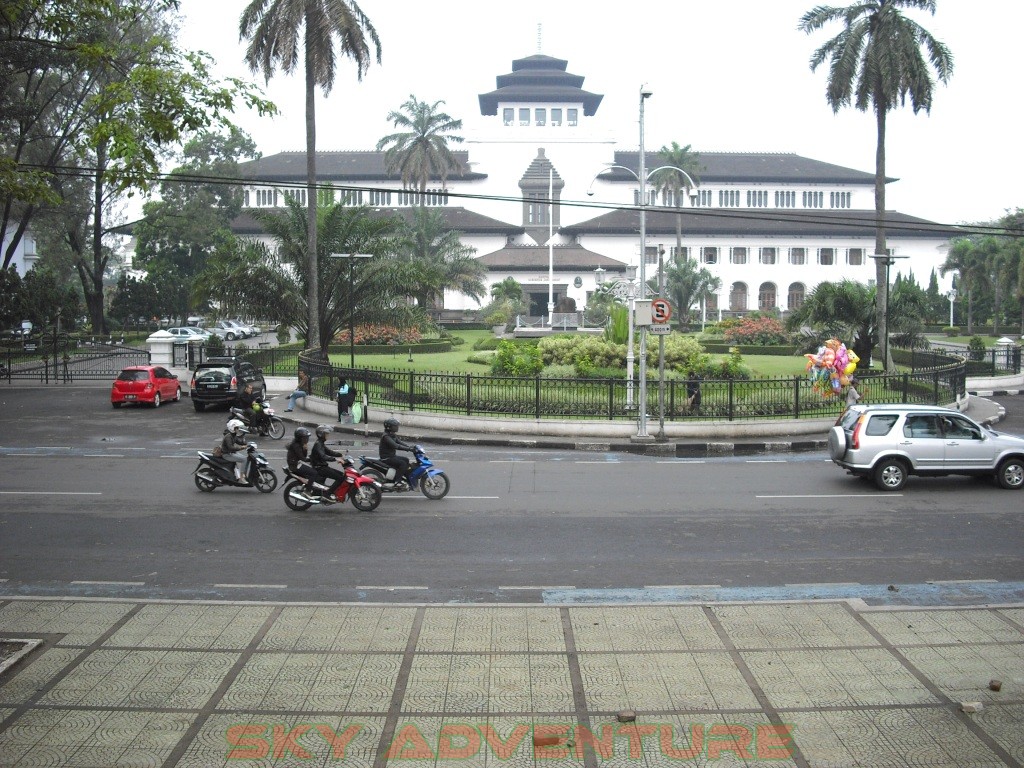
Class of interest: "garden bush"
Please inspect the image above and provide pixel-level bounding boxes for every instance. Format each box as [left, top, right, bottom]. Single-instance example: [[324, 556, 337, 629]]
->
[[491, 340, 544, 375], [723, 316, 789, 345], [968, 336, 987, 361]]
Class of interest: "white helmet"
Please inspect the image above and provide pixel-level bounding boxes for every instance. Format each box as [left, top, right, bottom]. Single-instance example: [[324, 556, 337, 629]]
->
[[227, 418, 246, 434]]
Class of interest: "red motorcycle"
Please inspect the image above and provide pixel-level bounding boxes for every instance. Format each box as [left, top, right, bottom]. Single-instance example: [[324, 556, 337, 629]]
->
[[282, 456, 382, 512]]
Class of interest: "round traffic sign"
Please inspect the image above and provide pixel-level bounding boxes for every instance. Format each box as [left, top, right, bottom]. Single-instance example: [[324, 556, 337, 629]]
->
[[651, 298, 672, 323]]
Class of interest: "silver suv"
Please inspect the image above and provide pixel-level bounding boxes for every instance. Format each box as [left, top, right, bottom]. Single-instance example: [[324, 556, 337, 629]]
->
[[829, 403, 1024, 491]]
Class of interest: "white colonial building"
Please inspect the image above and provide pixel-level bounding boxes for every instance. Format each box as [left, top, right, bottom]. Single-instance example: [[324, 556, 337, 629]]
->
[[236, 52, 959, 320]]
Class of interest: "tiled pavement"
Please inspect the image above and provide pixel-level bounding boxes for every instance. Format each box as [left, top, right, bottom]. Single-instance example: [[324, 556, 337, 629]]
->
[[0, 599, 1022, 767]]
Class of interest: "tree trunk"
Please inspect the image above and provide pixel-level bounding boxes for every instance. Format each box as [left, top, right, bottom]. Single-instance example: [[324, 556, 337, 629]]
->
[[967, 288, 974, 335], [873, 105, 890, 371], [304, 36, 321, 356]]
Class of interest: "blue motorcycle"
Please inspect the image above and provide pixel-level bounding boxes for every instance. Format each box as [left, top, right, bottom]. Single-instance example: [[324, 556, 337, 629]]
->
[[358, 445, 450, 500]]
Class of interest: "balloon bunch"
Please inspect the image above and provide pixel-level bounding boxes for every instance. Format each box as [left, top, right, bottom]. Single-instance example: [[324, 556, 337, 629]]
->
[[804, 338, 859, 396]]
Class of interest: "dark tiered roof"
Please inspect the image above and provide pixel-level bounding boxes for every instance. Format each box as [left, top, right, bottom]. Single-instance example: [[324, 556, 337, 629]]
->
[[478, 54, 603, 116], [477, 244, 623, 271], [600, 151, 887, 185], [231, 207, 522, 237], [561, 208, 964, 239], [238, 151, 486, 183]]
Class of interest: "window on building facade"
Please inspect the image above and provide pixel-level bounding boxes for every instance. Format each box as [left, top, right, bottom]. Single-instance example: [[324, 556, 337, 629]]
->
[[847, 247, 865, 265], [519, 108, 530, 126], [527, 193, 550, 225], [369, 189, 392, 206], [317, 187, 335, 206], [340, 190, 363, 205], [759, 247, 777, 265], [758, 282, 777, 310], [503, 108, 514, 126], [789, 247, 807, 265], [671, 246, 690, 262], [830, 191, 851, 208], [694, 189, 712, 207], [775, 190, 796, 208], [746, 190, 768, 207], [551, 108, 562, 126], [788, 282, 805, 310], [818, 247, 836, 266], [718, 190, 740, 207], [284, 188, 307, 205], [731, 247, 748, 265], [729, 282, 748, 311], [535, 108, 546, 126], [567, 108, 578, 126], [702, 246, 718, 265], [802, 190, 824, 208], [244, 190, 250, 206]]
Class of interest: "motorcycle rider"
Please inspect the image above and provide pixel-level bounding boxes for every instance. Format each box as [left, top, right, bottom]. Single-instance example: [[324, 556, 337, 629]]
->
[[221, 418, 251, 482], [310, 424, 347, 496], [379, 417, 415, 485], [238, 383, 263, 431], [286, 427, 319, 498]]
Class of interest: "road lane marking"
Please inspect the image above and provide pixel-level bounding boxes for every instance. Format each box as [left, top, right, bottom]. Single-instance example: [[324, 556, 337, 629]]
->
[[785, 582, 861, 587], [746, 459, 786, 463], [644, 584, 721, 589], [499, 585, 575, 590], [85, 454, 123, 457], [657, 460, 705, 464], [926, 578, 998, 584], [756, 493, 903, 498], [71, 580, 145, 586], [214, 583, 287, 589], [355, 586, 428, 590], [0, 491, 102, 496]]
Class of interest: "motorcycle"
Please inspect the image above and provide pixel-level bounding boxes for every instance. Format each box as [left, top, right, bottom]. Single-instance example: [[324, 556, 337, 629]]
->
[[282, 456, 383, 512], [230, 396, 285, 440], [194, 442, 278, 493], [358, 445, 450, 500]]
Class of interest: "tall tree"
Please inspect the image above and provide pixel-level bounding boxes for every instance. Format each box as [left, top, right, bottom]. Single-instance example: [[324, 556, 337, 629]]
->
[[651, 142, 701, 262], [391, 207, 484, 311], [942, 237, 991, 335], [376, 95, 465, 206], [194, 198, 407, 353], [786, 279, 878, 364], [240, 0, 381, 357], [800, 0, 953, 370]]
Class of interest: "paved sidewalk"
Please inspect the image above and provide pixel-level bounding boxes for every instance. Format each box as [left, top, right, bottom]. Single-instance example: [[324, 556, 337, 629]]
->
[[0, 597, 1022, 767]]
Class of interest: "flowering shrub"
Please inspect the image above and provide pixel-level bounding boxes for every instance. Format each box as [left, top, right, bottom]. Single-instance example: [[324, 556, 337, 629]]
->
[[491, 340, 543, 375], [334, 324, 422, 345], [723, 316, 788, 345]]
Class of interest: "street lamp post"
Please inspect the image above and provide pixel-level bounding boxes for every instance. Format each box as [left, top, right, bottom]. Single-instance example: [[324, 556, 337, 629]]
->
[[328, 253, 373, 368], [947, 288, 958, 327], [870, 252, 909, 372], [595, 265, 638, 408]]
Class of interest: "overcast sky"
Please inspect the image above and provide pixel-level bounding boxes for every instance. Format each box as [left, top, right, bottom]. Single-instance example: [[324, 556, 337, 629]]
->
[[173, 0, 1022, 227]]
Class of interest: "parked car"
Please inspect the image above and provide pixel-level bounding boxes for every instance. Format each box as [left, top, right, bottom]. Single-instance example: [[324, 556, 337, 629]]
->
[[111, 365, 181, 408], [165, 326, 211, 342], [230, 319, 260, 336], [206, 320, 247, 341], [189, 357, 266, 411], [829, 403, 1024, 491]]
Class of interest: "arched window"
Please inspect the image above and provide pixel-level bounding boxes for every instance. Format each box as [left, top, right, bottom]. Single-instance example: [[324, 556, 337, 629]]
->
[[729, 282, 748, 311], [758, 282, 777, 311], [788, 282, 805, 311]]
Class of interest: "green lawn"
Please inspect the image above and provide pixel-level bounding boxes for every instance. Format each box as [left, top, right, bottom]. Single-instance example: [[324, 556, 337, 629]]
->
[[329, 330, 815, 379]]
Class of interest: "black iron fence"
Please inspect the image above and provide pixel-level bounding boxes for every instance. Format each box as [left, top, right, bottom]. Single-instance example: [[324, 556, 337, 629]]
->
[[0, 343, 150, 382], [295, 349, 968, 423]]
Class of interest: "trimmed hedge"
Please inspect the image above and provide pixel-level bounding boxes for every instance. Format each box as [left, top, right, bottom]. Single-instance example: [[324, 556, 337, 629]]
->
[[701, 343, 799, 356]]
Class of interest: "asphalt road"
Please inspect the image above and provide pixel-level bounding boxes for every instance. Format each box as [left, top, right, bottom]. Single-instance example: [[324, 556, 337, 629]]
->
[[1, 384, 1022, 604]]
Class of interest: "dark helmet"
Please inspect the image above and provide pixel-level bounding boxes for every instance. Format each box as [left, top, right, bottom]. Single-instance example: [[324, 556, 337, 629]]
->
[[294, 427, 311, 442], [315, 424, 332, 440], [383, 417, 400, 434]]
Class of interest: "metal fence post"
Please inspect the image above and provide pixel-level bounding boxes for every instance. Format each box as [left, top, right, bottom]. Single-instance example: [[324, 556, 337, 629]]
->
[[794, 376, 800, 419], [466, 373, 472, 416], [728, 378, 735, 421], [408, 371, 415, 411], [608, 378, 614, 420], [535, 375, 541, 420], [902, 373, 910, 403]]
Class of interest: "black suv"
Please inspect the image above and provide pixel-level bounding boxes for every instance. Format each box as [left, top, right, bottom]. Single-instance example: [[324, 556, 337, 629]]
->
[[189, 357, 266, 411]]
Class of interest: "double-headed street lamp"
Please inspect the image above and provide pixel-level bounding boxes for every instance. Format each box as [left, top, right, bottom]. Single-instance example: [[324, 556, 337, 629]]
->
[[328, 253, 373, 368], [588, 86, 698, 439], [595, 264, 638, 408]]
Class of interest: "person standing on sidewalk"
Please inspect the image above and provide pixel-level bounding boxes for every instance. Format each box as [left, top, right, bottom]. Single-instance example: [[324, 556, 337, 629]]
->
[[845, 376, 862, 411]]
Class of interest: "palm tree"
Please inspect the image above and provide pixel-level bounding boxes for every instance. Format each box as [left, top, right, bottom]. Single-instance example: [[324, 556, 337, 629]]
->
[[941, 238, 989, 335], [663, 256, 720, 331], [392, 207, 485, 311], [786, 279, 878, 364], [651, 142, 702, 261], [376, 96, 464, 205], [240, 0, 381, 356], [800, 0, 953, 371]]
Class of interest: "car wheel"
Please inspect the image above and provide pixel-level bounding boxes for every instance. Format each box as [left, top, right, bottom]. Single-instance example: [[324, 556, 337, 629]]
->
[[995, 457, 1024, 490], [226, 332, 235, 340], [173, 385, 181, 402], [873, 458, 908, 491], [193, 401, 205, 412], [152, 392, 161, 408], [111, 401, 121, 408]]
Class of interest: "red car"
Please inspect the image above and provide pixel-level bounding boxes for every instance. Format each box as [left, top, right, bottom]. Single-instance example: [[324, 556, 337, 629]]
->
[[111, 365, 181, 408]]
